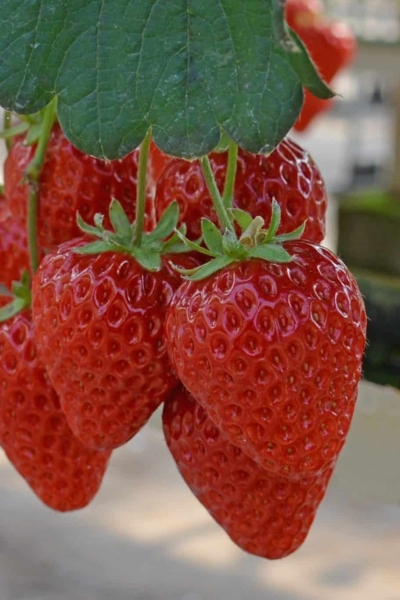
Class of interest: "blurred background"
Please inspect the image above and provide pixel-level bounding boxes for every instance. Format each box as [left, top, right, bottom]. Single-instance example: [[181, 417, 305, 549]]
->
[[2, 1, 400, 599]]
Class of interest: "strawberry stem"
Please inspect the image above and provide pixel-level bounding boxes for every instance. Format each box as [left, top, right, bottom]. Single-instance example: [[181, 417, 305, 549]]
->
[[134, 128, 152, 245], [200, 156, 235, 234], [3, 111, 12, 152], [26, 97, 57, 273], [222, 139, 238, 208]]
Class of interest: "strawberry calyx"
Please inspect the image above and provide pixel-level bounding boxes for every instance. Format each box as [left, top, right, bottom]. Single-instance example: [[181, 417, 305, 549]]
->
[[75, 199, 188, 272], [0, 271, 31, 322], [172, 199, 306, 281]]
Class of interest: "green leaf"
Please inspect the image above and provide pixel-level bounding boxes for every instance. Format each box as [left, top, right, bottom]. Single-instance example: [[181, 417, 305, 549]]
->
[[131, 248, 161, 272], [0, 122, 29, 139], [265, 199, 281, 242], [201, 219, 223, 255], [274, 222, 306, 242], [147, 202, 180, 243], [0, 0, 303, 159], [248, 244, 293, 263], [286, 29, 336, 100], [109, 199, 132, 239], [229, 208, 253, 232], [186, 256, 235, 281], [0, 298, 28, 322]]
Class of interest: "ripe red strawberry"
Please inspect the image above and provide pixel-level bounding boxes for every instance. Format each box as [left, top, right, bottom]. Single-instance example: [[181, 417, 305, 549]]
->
[[163, 387, 334, 559], [286, 6, 357, 131], [0, 217, 41, 289], [0, 311, 111, 511], [155, 138, 327, 243], [4, 124, 154, 249], [32, 239, 199, 451], [165, 242, 367, 477]]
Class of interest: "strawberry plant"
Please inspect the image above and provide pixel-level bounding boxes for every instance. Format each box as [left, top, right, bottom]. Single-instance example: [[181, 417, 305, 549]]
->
[[0, 0, 366, 560]]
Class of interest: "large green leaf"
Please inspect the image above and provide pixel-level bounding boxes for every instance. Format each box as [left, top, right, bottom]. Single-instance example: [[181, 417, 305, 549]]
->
[[0, 0, 324, 160]]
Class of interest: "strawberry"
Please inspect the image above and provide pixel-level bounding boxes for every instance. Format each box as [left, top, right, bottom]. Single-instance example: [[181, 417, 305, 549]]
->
[[286, 0, 323, 19], [163, 387, 334, 559], [0, 217, 41, 289], [286, 6, 357, 131], [165, 241, 367, 477], [155, 138, 327, 243], [4, 123, 154, 249], [0, 311, 111, 511], [32, 235, 199, 451]]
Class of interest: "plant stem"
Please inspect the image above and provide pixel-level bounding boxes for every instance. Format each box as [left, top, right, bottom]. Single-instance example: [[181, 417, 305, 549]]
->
[[200, 156, 235, 233], [26, 97, 57, 273], [222, 140, 238, 208], [3, 111, 12, 152], [134, 128, 152, 245]]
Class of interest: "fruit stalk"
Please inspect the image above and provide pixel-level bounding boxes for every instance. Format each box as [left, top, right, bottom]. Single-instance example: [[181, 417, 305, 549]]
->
[[25, 98, 57, 273], [134, 128, 152, 245], [222, 139, 238, 208], [199, 156, 235, 234]]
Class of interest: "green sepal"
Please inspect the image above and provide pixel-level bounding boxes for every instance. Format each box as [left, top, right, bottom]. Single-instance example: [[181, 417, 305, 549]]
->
[[0, 122, 29, 139], [265, 199, 281, 242], [222, 229, 248, 259], [248, 244, 293, 263], [0, 271, 32, 322], [25, 122, 43, 145], [274, 222, 306, 242], [287, 29, 336, 100], [0, 298, 28, 322], [147, 201, 179, 243], [94, 213, 105, 231], [109, 198, 133, 240], [76, 213, 101, 237], [131, 247, 161, 271], [173, 229, 215, 257], [182, 256, 235, 281], [74, 240, 115, 255], [201, 219, 223, 255], [229, 208, 253, 232]]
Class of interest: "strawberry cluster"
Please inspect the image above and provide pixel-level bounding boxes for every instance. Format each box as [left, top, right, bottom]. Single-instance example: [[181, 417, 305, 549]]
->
[[0, 119, 366, 561]]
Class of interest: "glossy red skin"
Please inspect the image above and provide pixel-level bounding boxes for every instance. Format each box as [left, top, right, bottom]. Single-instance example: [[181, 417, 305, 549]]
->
[[4, 124, 154, 249], [0, 217, 43, 290], [156, 138, 327, 243], [0, 312, 111, 511], [164, 388, 334, 559], [165, 242, 367, 477], [32, 239, 199, 450]]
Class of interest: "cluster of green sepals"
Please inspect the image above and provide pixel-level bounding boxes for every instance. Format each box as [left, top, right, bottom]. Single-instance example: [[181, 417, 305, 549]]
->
[[0, 272, 31, 321], [173, 200, 305, 280], [76, 199, 188, 272]]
